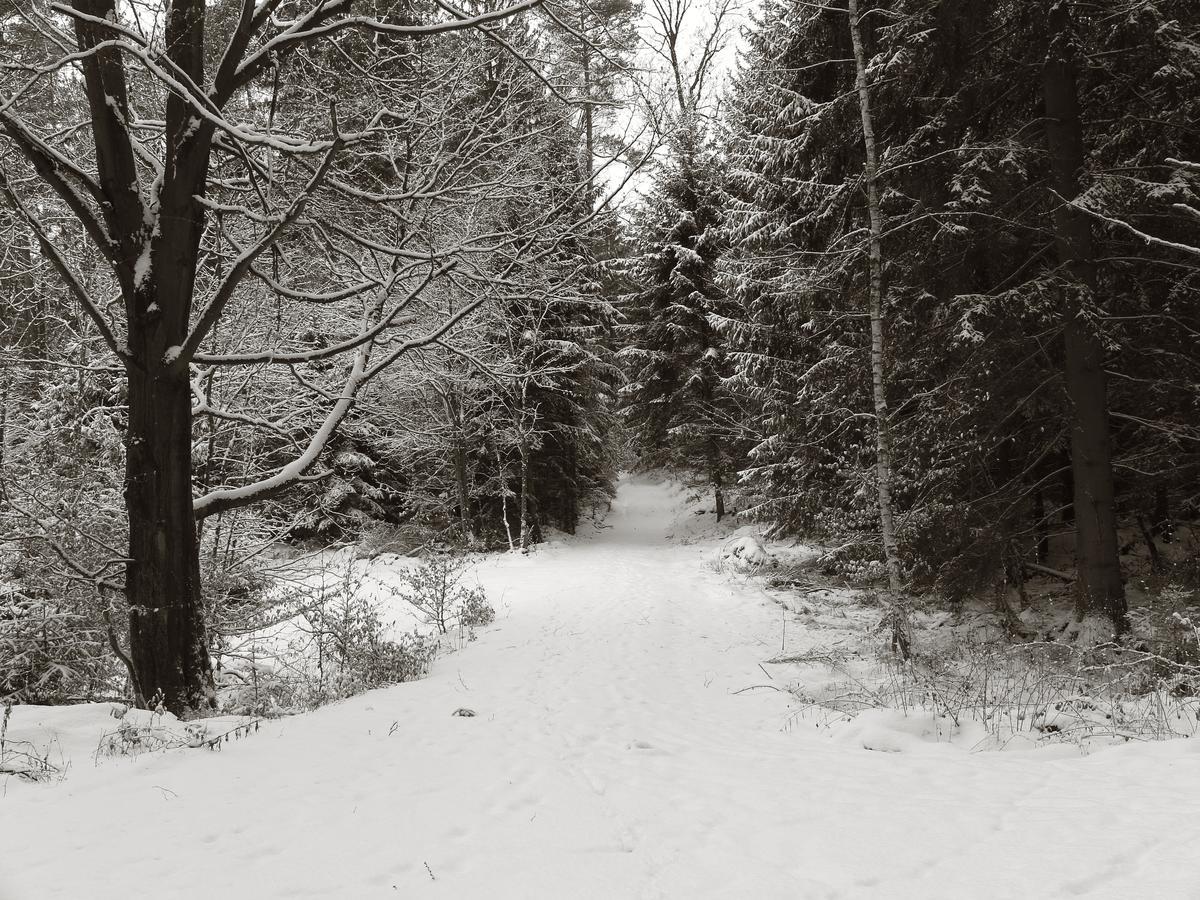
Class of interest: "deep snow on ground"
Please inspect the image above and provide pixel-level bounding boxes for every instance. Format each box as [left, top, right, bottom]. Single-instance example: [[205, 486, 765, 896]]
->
[[3, 476, 1200, 899]]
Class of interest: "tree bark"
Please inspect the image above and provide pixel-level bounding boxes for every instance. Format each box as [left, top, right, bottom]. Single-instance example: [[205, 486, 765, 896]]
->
[[70, 0, 218, 715], [848, 0, 908, 657], [124, 364, 215, 715], [581, 29, 594, 195], [847, 0, 904, 598], [452, 439, 478, 545], [709, 439, 726, 522], [1042, 0, 1126, 630], [518, 436, 532, 550], [444, 392, 479, 544]]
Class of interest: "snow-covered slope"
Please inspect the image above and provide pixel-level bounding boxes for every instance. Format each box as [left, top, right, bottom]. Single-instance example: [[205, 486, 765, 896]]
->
[[2, 476, 1198, 899]]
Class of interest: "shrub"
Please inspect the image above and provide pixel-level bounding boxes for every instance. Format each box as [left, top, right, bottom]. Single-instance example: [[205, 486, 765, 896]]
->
[[0, 589, 119, 704], [399, 553, 494, 635], [216, 563, 440, 715], [306, 588, 439, 702], [459, 588, 496, 629], [786, 636, 1200, 749]]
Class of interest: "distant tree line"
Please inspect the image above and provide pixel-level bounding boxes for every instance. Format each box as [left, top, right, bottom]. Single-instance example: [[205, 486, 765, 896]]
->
[[620, 0, 1200, 636]]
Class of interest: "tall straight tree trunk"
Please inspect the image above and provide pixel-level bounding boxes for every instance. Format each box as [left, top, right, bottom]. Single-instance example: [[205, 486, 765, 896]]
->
[[1152, 483, 1170, 540], [444, 392, 479, 544], [452, 440, 478, 545], [1033, 486, 1050, 562], [561, 440, 579, 534], [1042, 0, 1126, 630], [708, 439, 726, 521], [123, 360, 214, 713], [518, 436, 532, 550], [848, 0, 906, 655], [581, 34, 594, 195]]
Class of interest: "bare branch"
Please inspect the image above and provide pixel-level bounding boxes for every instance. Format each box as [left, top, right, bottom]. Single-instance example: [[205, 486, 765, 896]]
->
[[0, 168, 130, 365], [174, 134, 346, 369]]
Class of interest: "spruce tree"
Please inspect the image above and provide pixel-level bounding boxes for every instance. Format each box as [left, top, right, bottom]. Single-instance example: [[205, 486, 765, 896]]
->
[[620, 116, 739, 517]]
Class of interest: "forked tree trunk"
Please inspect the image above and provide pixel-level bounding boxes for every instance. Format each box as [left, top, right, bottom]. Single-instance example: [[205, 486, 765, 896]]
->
[[496, 443, 516, 551], [848, 0, 906, 652], [66, 0, 218, 715], [1042, 0, 1126, 630]]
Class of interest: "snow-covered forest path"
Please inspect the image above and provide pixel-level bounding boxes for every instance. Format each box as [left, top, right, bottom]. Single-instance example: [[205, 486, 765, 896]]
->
[[4, 477, 1199, 899]]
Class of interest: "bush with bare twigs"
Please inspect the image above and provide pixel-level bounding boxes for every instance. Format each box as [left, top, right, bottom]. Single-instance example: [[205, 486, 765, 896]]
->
[[215, 563, 439, 715]]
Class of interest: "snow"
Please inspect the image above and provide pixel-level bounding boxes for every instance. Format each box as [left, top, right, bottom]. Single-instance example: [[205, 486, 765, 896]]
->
[[720, 532, 772, 570], [133, 243, 153, 289], [3, 476, 1199, 899]]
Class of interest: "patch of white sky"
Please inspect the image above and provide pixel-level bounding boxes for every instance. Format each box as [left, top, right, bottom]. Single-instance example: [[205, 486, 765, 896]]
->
[[103, 0, 749, 213], [598, 0, 753, 210]]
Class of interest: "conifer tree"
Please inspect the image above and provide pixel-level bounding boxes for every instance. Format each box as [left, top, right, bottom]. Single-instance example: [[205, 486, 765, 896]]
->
[[620, 116, 738, 516], [718, 0, 1199, 632]]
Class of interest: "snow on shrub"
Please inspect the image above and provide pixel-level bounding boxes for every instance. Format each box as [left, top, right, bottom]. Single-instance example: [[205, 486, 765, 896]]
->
[[215, 560, 439, 715], [719, 534, 773, 572], [785, 638, 1200, 752], [398, 553, 495, 636]]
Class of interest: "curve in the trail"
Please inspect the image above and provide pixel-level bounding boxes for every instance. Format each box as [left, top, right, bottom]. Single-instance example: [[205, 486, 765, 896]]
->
[[2, 476, 1198, 900]]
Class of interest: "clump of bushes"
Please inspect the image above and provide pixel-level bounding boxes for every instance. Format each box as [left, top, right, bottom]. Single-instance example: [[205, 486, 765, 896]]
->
[[0, 588, 120, 705], [216, 564, 441, 715], [215, 552, 496, 716], [399, 553, 495, 635]]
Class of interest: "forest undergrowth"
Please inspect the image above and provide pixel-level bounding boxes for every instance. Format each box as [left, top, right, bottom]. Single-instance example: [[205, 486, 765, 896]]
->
[[730, 534, 1200, 752]]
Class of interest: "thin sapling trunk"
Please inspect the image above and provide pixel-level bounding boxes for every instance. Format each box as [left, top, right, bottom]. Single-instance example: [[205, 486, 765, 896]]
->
[[848, 0, 909, 657]]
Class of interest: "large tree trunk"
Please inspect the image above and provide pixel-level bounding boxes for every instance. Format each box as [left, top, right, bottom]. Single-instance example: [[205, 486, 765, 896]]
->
[[66, 0, 217, 715], [1042, 0, 1125, 631], [124, 363, 215, 715]]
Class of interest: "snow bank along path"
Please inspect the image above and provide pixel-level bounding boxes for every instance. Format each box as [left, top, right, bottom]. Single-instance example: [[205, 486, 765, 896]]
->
[[3, 477, 1199, 899]]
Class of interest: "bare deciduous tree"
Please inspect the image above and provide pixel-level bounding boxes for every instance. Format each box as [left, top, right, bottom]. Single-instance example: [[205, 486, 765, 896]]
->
[[0, 0, 546, 715]]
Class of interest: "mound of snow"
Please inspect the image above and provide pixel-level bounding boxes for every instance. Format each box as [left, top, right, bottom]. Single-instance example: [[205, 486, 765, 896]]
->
[[829, 708, 969, 753], [720, 533, 773, 571]]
